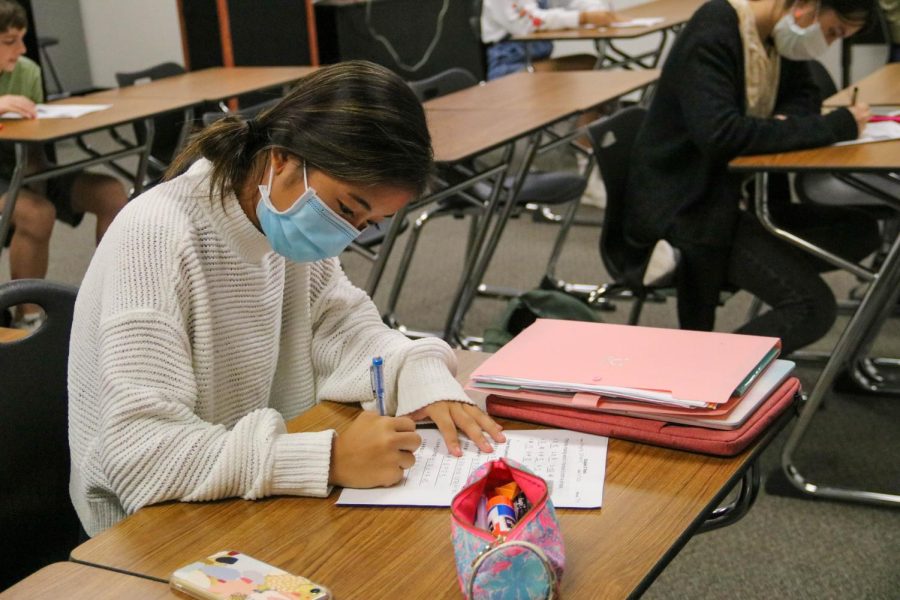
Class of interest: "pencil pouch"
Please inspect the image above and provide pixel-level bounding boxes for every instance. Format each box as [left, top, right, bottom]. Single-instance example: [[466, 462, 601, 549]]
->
[[450, 458, 564, 599]]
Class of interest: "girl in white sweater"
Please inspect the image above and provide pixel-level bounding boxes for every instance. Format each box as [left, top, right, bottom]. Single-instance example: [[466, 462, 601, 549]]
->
[[68, 61, 505, 536]]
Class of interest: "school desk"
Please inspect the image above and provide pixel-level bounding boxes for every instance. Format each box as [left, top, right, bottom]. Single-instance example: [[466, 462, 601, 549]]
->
[[368, 70, 659, 344], [511, 0, 705, 70], [731, 141, 900, 508], [824, 63, 900, 108], [0, 326, 27, 343], [0, 92, 198, 257], [0, 562, 176, 599], [70, 350, 791, 599]]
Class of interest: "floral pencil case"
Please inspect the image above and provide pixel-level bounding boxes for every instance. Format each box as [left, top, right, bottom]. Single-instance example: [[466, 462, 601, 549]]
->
[[450, 458, 565, 599]]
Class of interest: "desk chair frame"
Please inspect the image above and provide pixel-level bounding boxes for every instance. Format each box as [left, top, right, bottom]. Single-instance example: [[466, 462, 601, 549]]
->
[[750, 172, 900, 507]]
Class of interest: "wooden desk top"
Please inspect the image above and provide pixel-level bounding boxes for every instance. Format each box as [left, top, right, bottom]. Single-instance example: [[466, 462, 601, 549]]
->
[[730, 139, 900, 172], [825, 63, 900, 107], [0, 326, 27, 343], [514, 0, 704, 41], [71, 350, 777, 599], [0, 93, 197, 143], [424, 69, 659, 113], [91, 66, 316, 104], [0, 562, 176, 599]]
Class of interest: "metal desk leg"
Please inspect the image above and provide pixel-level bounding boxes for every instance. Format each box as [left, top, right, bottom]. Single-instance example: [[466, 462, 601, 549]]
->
[[781, 229, 900, 506], [698, 460, 761, 533], [0, 143, 29, 257]]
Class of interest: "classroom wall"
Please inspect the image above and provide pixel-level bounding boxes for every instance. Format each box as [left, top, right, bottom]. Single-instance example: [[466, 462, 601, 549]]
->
[[78, 0, 183, 88], [31, 0, 92, 94]]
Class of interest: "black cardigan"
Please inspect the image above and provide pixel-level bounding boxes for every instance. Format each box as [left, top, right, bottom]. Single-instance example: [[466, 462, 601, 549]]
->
[[623, 0, 858, 329]]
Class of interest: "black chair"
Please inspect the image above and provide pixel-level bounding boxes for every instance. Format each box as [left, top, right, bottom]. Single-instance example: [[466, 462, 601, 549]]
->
[[840, 3, 891, 88], [382, 69, 587, 329], [0, 280, 81, 590], [114, 62, 189, 182], [584, 107, 675, 324]]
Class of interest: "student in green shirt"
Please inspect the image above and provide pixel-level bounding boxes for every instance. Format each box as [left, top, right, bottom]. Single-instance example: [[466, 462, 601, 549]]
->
[[0, 0, 127, 329]]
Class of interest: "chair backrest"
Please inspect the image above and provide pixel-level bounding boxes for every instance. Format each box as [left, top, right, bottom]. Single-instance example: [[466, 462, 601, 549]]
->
[[201, 97, 281, 128], [586, 106, 648, 285], [840, 3, 891, 87], [115, 62, 188, 167], [0, 279, 81, 589], [407, 68, 478, 102]]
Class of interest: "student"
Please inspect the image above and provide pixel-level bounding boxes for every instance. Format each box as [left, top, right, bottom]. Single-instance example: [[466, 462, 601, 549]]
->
[[0, 0, 127, 329], [480, 0, 615, 80], [67, 61, 506, 537], [624, 0, 881, 354]]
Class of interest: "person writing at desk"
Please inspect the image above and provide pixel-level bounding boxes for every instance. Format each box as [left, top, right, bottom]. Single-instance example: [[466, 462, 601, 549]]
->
[[625, 0, 881, 354], [68, 61, 505, 537], [480, 0, 615, 80], [0, 0, 127, 330]]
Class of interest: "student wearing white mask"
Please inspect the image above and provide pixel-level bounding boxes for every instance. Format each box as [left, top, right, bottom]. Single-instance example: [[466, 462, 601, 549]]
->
[[623, 0, 880, 354], [67, 61, 505, 537]]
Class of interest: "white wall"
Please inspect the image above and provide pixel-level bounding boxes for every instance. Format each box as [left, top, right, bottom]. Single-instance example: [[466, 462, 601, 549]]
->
[[32, 0, 93, 94], [79, 0, 183, 88]]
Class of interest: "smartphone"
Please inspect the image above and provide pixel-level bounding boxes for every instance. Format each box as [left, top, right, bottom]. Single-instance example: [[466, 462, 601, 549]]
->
[[170, 550, 332, 600]]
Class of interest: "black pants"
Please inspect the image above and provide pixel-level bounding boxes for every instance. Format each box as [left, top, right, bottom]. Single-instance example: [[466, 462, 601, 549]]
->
[[726, 202, 880, 355]]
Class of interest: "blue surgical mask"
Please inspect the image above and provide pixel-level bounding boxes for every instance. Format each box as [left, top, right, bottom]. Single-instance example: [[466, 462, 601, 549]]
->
[[772, 4, 829, 61], [256, 160, 360, 262]]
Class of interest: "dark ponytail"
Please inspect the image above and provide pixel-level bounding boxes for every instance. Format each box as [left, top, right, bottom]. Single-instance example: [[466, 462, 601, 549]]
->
[[166, 60, 433, 203]]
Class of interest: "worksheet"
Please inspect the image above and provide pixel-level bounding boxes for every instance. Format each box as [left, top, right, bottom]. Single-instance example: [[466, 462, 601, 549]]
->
[[0, 104, 111, 119], [337, 429, 607, 508]]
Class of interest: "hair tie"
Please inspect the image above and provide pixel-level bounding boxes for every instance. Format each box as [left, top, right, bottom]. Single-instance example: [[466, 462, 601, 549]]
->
[[246, 118, 263, 143]]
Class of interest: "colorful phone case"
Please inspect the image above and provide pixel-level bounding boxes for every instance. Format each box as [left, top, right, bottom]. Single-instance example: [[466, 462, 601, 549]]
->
[[170, 550, 331, 600]]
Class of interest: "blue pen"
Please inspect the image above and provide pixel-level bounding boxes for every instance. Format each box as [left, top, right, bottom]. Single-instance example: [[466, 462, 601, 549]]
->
[[370, 356, 386, 416]]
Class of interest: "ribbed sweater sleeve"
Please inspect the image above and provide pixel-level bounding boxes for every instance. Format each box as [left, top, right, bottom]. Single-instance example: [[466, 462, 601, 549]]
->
[[308, 260, 473, 417]]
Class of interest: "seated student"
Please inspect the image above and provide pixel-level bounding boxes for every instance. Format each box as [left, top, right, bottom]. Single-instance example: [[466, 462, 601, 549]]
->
[[68, 61, 506, 537], [480, 0, 615, 80], [624, 0, 881, 355], [0, 0, 127, 329]]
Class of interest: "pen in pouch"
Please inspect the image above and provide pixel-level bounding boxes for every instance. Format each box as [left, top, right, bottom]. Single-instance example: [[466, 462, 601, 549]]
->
[[370, 356, 385, 416]]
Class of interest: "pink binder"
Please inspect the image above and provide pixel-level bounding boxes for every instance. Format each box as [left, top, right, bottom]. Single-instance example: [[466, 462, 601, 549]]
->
[[469, 320, 781, 408]]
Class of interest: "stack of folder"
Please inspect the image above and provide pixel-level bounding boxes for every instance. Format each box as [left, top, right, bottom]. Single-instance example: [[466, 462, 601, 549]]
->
[[470, 320, 801, 456]]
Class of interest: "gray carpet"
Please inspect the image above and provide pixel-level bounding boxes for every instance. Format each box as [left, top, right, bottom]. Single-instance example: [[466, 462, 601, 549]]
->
[[4, 135, 898, 598]]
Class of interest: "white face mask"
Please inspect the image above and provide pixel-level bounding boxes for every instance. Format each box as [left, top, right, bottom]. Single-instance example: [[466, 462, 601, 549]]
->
[[772, 4, 829, 61]]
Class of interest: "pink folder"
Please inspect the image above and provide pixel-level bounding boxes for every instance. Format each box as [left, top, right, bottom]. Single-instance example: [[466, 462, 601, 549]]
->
[[469, 319, 781, 407]]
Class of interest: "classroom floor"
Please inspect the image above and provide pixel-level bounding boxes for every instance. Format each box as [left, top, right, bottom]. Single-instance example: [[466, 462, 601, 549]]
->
[[3, 134, 898, 598]]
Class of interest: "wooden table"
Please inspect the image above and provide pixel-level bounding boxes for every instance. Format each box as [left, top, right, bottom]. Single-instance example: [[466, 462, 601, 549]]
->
[[71, 350, 785, 599], [824, 63, 900, 107], [0, 562, 176, 599], [513, 0, 705, 69], [731, 136, 900, 508], [0, 326, 27, 343]]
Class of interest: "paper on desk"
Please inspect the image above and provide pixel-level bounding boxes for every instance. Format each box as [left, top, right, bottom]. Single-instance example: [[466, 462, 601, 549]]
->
[[611, 17, 665, 28], [337, 429, 607, 508], [834, 120, 900, 146], [0, 103, 111, 119]]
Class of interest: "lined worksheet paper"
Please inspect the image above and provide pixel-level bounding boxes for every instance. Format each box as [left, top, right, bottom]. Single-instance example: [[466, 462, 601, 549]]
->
[[337, 429, 608, 508]]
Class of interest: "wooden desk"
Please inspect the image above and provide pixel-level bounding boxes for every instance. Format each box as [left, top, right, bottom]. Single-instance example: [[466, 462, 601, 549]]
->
[[424, 69, 660, 113], [731, 139, 900, 507], [513, 0, 705, 69], [824, 63, 900, 107], [71, 351, 782, 599], [0, 562, 176, 599], [0, 326, 27, 343]]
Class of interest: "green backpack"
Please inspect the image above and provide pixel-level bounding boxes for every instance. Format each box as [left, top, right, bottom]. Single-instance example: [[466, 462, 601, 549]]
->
[[482, 289, 602, 352]]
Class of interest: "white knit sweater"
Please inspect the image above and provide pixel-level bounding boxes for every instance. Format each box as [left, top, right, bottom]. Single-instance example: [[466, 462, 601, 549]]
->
[[481, 0, 610, 44], [68, 159, 472, 536]]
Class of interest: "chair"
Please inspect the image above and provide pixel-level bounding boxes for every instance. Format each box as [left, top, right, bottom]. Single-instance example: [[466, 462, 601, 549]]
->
[[840, 3, 891, 88], [584, 107, 674, 325], [382, 69, 587, 334], [114, 62, 189, 182], [0, 280, 81, 590]]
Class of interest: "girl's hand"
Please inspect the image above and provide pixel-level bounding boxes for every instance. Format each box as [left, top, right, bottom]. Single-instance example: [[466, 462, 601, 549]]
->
[[329, 411, 421, 488], [0, 94, 37, 119], [409, 401, 506, 457], [580, 10, 616, 27], [848, 102, 871, 136]]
